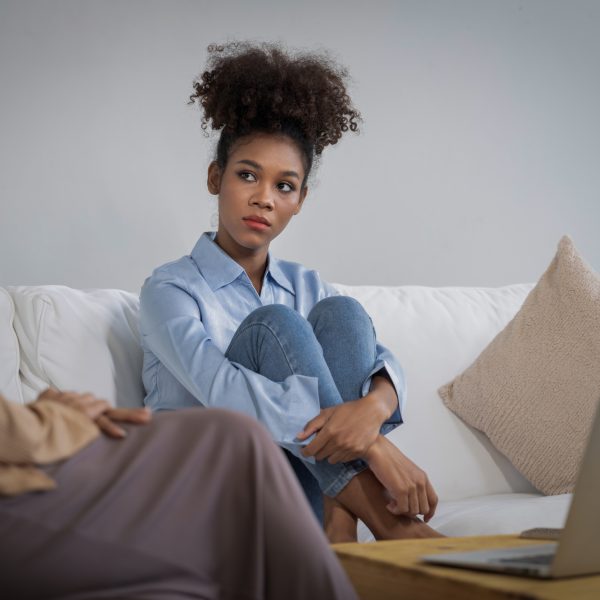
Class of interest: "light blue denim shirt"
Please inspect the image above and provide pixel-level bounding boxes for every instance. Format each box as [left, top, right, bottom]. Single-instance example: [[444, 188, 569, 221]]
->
[[139, 232, 405, 451]]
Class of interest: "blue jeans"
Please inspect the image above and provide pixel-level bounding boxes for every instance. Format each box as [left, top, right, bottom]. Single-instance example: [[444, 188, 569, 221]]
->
[[225, 296, 379, 524]]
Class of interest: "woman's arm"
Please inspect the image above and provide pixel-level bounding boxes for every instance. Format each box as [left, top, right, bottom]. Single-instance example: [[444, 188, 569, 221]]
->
[[297, 373, 397, 463], [365, 435, 439, 522], [0, 390, 152, 465], [140, 274, 321, 450], [0, 393, 100, 464], [368, 372, 400, 420], [0, 390, 151, 497]]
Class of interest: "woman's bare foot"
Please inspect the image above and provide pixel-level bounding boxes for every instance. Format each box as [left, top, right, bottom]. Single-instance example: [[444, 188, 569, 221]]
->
[[323, 494, 357, 543], [335, 469, 444, 540]]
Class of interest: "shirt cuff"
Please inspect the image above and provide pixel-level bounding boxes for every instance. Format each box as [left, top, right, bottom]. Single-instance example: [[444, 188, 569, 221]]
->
[[278, 373, 320, 463], [360, 360, 404, 433]]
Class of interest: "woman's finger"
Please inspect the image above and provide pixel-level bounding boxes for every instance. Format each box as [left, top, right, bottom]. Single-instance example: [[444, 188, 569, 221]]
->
[[417, 483, 430, 519], [387, 496, 408, 515], [301, 430, 328, 457], [296, 412, 328, 440], [408, 486, 419, 517], [104, 407, 152, 424], [424, 479, 439, 521], [95, 415, 127, 439], [38, 387, 60, 401], [84, 398, 111, 420], [328, 449, 353, 464], [315, 438, 338, 461]]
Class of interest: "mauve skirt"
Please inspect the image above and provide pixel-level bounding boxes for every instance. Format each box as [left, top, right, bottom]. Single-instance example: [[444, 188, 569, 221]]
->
[[0, 408, 357, 600]]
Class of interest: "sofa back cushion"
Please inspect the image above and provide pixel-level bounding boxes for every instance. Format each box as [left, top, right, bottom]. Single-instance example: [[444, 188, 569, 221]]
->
[[0, 287, 23, 404], [9, 286, 144, 407], [335, 283, 538, 501]]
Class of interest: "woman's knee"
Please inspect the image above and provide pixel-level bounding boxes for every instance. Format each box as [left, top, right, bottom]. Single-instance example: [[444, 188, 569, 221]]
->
[[247, 303, 300, 323], [308, 295, 369, 329], [243, 303, 308, 329]]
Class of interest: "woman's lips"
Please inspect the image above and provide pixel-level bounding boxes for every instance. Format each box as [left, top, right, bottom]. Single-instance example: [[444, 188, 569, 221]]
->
[[243, 217, 271, 230]]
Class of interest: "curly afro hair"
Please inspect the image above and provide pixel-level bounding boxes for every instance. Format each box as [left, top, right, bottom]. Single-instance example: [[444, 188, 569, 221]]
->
[[188, 41, 361, 184]]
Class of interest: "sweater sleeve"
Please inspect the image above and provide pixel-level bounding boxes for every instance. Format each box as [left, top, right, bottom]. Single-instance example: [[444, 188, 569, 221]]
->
[[0, 395, 100, 464]]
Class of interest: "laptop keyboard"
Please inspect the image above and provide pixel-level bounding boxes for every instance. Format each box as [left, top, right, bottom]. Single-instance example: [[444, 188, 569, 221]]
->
[[497, 553, 554, 566]]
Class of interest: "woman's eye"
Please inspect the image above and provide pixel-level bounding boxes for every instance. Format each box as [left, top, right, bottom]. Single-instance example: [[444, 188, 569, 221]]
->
[[239, 171, 256, 182], [278, 182, 294, 193]]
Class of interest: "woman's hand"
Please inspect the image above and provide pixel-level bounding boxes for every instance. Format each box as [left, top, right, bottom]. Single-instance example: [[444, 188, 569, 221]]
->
[[37, 388, 151, 438], [296, 373, 398, 464], [365, 435, 438, 521], [297, 394, 387, 463]]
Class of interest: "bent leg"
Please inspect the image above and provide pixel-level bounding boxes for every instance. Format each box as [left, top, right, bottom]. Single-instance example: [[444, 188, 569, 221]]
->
[[226, 304, 343, 408], [309, 297, 441, 540], [308, 295, 378, 402], [225, 304, 367, 517], [0, 409, 357, 600], [309, 296, 377, 539]]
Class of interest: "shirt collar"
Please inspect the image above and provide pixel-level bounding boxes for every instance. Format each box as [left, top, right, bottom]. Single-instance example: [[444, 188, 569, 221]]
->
[[190, 232, 295, 296], [266, 256, 295, 296], [190, 232, 245, 291]]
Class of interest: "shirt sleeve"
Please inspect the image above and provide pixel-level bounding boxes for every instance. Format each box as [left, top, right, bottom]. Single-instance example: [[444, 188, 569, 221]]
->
[[139, 275, 320, 452], [320, 280, 405, 433]]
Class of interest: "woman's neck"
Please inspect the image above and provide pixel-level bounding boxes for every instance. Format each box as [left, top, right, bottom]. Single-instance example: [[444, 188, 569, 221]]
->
[[214, 233, 268, 295], [239, 254, 267, 295]]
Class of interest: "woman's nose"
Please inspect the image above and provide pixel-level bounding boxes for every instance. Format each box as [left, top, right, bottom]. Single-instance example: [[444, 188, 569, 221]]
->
[[249, 186, 274, 210]]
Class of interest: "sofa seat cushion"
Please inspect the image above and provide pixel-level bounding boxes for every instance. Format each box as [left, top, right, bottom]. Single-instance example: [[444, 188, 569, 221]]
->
[[427, 492, 571, 537], [357, 493, 571, 541]]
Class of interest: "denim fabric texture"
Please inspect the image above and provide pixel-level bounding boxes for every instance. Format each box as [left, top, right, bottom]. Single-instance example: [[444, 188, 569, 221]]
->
[[226, 297, 395, 521]]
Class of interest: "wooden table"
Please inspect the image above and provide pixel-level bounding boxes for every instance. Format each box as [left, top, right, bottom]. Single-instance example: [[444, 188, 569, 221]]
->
[[333, 535, 600, 600]]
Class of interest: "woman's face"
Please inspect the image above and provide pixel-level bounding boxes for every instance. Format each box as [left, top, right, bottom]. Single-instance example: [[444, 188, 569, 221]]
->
[[208, 133, 307, 260]]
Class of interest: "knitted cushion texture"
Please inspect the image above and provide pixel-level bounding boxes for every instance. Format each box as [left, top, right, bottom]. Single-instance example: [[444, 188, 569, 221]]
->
[[439, 236, 600, 495]]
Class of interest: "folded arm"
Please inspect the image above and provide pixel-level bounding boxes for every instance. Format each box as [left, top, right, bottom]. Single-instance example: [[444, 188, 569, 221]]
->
[[140, 275, 321, 449]]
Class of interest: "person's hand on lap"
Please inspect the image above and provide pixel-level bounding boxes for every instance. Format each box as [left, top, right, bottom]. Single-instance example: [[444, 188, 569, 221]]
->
[[37, 388, 151, 438]]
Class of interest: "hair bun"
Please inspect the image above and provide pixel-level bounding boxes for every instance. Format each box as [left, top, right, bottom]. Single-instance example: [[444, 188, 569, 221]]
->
[[189, 41, 360, 155]]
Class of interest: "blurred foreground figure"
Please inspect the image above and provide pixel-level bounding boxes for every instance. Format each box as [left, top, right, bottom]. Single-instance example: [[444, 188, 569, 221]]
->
[[0, 390, 357, 599]]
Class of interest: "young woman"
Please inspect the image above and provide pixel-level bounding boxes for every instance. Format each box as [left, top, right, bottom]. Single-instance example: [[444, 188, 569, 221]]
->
[[140, 42, 440, 542]]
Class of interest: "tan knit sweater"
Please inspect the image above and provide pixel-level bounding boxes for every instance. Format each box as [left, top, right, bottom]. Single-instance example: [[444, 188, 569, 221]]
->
[[0, 395, 99, 496]]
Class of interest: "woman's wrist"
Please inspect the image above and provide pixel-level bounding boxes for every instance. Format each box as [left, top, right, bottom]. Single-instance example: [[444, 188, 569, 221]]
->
[[361, 392, 391, 426], [364, 434, 386, 462], [367, 374, 398, 422]]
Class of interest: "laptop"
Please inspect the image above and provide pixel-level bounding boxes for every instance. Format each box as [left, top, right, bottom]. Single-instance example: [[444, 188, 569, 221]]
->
[[421, 402, 600, 578]]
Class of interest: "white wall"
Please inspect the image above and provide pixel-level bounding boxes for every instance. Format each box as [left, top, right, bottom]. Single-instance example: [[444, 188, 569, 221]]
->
[[1, 0, 599, 292]]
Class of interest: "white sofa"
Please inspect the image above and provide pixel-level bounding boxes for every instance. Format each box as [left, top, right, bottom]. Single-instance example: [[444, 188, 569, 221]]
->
[[0, 282, 571, 540]]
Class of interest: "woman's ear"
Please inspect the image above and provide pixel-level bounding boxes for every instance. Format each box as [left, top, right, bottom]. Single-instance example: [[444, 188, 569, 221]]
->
[[294, 186, 308, 215], [207, 161, 222, 195]]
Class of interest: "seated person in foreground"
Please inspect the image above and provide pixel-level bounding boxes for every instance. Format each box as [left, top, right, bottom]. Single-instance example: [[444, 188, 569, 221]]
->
[[0, 389, 357, 600]]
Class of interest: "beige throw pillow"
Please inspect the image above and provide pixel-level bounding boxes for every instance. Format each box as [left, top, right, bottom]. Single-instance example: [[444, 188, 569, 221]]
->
[[439, 236, 600, 495]]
